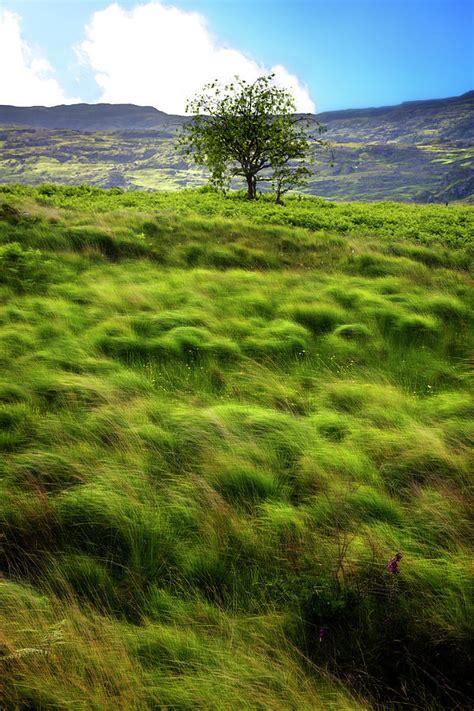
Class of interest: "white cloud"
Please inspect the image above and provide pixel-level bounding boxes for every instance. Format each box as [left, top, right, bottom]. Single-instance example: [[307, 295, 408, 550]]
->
[[0, 9, 73, 106], [77, 2, 315, 114]]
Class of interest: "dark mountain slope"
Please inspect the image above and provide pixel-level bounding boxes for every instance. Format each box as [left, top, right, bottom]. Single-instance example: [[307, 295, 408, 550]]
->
[[316, 91, 474, 145]]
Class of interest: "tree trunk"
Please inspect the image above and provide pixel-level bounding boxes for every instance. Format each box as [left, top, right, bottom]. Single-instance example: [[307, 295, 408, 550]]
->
[[246, 175, 256, 200]]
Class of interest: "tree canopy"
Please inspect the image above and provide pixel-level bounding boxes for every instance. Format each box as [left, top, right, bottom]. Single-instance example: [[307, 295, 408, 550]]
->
[[179, 74, 328, 201]]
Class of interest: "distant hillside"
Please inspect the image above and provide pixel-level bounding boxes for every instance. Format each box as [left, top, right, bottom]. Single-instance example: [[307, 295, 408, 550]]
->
[[0, 103, 174, 130], [2, 93, 472, 135], [0, 92, 473, 202]]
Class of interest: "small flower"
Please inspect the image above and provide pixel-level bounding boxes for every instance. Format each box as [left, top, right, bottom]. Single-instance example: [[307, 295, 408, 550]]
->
[[387, 552, 402, 574], [319, 626, 329, 642]]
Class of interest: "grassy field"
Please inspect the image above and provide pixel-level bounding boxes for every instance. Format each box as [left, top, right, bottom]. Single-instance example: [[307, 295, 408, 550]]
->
[[0, 185, 473, 709]]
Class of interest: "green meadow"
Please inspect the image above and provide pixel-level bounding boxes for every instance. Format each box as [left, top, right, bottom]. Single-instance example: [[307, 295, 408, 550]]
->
[[0, 185, 473, 709]]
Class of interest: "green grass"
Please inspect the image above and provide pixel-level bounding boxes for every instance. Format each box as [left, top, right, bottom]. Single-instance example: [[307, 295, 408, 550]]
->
[[0, 186, 473, 709]]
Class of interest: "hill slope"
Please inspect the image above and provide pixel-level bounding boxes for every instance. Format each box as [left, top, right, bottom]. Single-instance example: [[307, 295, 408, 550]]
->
[[0, 103, 173, 130], [0, 91, 473, 201], [0, 185, 473, 709]]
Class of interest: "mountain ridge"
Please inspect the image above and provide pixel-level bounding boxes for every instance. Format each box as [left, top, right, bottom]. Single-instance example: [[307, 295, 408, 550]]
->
[[0, 91, 472, 131], [0, 103, 172, 131]]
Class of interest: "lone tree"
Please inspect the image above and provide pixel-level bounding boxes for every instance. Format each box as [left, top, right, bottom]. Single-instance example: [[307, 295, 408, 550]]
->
[[179, 74, 327, 201]]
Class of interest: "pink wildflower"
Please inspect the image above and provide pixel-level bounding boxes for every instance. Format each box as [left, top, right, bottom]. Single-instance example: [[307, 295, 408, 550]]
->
[[387, 552, 402, 574]]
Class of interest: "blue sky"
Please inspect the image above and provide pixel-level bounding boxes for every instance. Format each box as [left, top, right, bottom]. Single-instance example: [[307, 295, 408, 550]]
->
[[0, 0, 472, 112]]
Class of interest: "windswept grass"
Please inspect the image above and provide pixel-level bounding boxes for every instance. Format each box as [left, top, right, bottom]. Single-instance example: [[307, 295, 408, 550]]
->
[[0, 186, 473, 709]]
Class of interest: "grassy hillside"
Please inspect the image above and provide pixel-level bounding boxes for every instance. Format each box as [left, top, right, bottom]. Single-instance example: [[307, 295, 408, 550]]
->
[[0, 185, 473, 709], [1, 91, 473, 202]]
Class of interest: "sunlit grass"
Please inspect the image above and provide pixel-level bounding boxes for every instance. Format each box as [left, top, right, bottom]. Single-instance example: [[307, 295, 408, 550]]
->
[[0, 186, 472, 709]]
